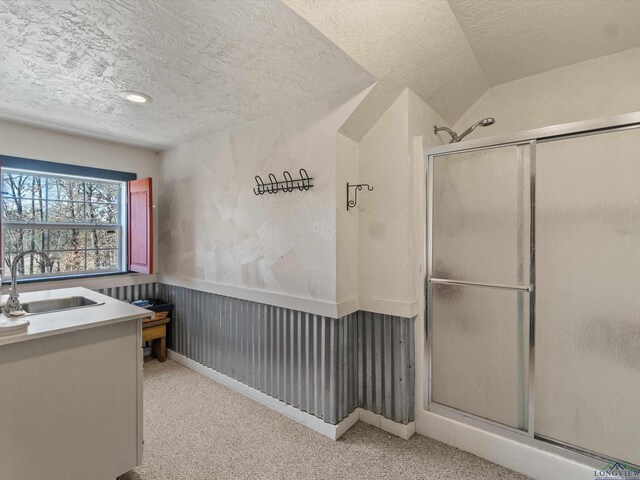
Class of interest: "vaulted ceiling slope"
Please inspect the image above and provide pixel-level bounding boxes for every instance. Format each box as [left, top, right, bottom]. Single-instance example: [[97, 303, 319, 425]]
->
[[284, 0, 489, 125], [284, 0, 640, 125], [0, 0, 374, 150], [449, 0, 640, 86]]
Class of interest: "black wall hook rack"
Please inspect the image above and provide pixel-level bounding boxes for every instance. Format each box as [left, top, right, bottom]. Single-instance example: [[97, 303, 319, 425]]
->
[[253, 169, 313, 195], [346, 182, 374, 210]]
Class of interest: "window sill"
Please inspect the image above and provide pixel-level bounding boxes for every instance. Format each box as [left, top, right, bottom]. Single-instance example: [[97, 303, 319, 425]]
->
[[1, 271, 130, 286], [0, 271, 157, 294]]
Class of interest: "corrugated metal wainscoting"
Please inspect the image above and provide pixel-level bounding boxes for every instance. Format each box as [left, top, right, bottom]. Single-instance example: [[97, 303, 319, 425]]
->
[[96, 282, 414, 426], [357, 311, 415, 425], [95, 283, 158, 302]]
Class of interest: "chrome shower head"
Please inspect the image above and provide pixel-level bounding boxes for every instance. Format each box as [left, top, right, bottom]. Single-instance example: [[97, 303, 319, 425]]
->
[[434, 117, 496, 143], [457, 117, 496, 142]]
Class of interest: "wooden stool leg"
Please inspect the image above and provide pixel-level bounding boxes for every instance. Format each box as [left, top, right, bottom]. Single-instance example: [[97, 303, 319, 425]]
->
[[157, 335, 166, 362], [144, 323, 168, 361]]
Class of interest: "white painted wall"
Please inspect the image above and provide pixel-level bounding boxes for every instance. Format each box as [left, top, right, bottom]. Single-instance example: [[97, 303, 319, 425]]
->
[[454, 46, 640, 138], [335, 132, 359, 308], [158, 88, 369, 306], [357, 92, 411, 312], [353, 89, 446, 316], [0, 120, 160, 276]]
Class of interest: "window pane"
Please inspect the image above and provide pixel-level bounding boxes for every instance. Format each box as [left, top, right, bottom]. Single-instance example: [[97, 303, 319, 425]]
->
[[49, 251, 86, 273], [86, 229, 118, 249], [2, 172, 46, 200], [48, 201, 85, 222], [4, 228, 47, 253], [87, 250, 117, 270], [3, 228, 118, 277], [48, 229, 86, 251], [2, 196, 45, 222], [86, 202, 118, 224], [86, 182, 119, 203], [47, 177, 84, 202], [4, 252, 51, 276]]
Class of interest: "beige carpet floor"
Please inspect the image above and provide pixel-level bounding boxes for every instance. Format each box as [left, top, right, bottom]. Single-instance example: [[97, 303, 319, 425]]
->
[[118, 359, 530, 480]]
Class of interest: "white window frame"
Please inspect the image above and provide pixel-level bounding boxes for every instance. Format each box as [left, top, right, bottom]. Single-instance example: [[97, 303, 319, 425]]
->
[[1, 167, 128, 281]]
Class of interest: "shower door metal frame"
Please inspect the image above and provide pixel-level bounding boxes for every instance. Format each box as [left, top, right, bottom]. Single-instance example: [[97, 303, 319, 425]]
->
[[426, 139, 536, 438], [424, 110, 640, 469]]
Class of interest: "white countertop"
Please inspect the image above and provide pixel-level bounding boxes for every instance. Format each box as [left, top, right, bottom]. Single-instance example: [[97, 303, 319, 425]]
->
[[0, 287, 152, 347]]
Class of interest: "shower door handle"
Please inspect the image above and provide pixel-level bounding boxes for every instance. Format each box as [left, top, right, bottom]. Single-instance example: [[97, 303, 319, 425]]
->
[[429, 277, 533, 293]]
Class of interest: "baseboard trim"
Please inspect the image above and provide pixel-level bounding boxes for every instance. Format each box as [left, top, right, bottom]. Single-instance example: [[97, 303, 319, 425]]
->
[[168, 350, 352, 440], [167, 349, 414, 441], [358, 409, 415, 440]]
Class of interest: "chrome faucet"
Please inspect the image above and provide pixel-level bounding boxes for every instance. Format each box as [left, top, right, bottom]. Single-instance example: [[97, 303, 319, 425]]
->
[[4, 250, 53, 315]]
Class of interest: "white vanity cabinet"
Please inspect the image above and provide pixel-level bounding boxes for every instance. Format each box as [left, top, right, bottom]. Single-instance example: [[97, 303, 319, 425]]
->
[[0, 287, 151, 480]]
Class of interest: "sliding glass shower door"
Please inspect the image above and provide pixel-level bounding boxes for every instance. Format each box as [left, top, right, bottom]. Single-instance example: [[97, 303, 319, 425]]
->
[[427, 124, 640, 467], [535, 128, 640, 465], [428, 143, 533, 431]]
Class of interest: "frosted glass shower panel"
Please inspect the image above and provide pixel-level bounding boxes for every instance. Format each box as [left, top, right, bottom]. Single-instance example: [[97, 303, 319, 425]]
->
[[536, 128, 640, 465], [431, 283, 529, 430], [432, 145, 530, 285]]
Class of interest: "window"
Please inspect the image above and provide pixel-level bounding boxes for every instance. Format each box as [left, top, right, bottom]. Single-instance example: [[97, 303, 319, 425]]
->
[[1, 168, 126, 279]]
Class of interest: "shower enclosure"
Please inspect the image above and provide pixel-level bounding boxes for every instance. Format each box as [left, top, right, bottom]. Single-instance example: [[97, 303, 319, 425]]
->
[[425, 114, 640, 468]]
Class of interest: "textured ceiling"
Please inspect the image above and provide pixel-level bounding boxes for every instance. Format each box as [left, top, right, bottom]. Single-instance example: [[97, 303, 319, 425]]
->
[[283, 0, 489, 125], [0, 0, 374, 150], [3, 0, 640, 149], [449, 0, 640, 86], [285, 0, 640, 125]]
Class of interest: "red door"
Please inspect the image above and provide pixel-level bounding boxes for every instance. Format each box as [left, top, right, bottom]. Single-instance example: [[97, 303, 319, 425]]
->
[[128, 178, 153, 274]]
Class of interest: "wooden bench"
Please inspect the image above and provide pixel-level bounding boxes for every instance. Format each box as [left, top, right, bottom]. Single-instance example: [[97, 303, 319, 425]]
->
[[143, 316, 170, 362]]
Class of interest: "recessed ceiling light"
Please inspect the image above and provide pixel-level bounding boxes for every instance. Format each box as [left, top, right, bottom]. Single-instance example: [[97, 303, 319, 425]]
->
[[119, 91, 152, 104]]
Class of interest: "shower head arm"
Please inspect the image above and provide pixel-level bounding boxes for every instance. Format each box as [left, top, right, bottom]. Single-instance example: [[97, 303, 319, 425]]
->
[[456, 121, 482, 142], [433, 125, 458, 143]]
